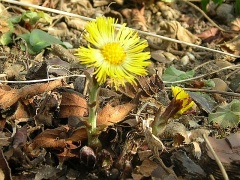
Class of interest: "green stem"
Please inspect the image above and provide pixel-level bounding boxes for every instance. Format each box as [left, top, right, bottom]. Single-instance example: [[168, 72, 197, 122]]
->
[[88, 77, 100, 147], [152, 108, 168, 136]]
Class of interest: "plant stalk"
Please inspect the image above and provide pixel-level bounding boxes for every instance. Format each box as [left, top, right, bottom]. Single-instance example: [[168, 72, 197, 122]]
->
[[87, 77, 100, 147]]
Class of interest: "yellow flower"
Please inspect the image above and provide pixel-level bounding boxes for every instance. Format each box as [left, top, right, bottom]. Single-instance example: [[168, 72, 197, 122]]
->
[[75, 17, 151, 87], [171, 86, 195, 115]]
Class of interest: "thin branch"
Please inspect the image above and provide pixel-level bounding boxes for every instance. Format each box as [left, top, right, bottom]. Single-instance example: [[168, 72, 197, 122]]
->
[[163, 64, 240, 84], [165, 87, 240, 97]]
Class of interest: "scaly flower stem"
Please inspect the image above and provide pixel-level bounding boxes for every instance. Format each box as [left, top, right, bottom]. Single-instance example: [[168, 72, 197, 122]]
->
[[88, 78, 100, 147]]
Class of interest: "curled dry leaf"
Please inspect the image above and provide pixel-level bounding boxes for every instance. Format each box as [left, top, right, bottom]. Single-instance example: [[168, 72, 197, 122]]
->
[[59, 91, 88, 118], [48, 22, 70, 37], [32, 125, 84, 150], [196, 28, 220, 42], [34, 91, 62, 126], [0, 19, 10, 33], [192, 141, 202, 159], [57, 148, 79, 167], [97, 101, 136, 126], [118, 74, 164, 100], [71, 0, 94, 17], [32, 126, 70, 149], [0, 3, 10, 18], [189, 129, 209, 159], [159, 21, 201, 49], [6, 101, 30, 122], [65, 17, 88, 31], [220, 34, 240, 56], [67, 126, 88, 143], [13, 125, 28, 149], [4, 64, 25, 80], [160, 122, 190, 146], [121, 5, 148, 31], [157, 2, 181, 20], [104, 9, 124, 24], [231, 18, 240, 31], [0, 80, 65, 109], [144, 128, 166, 158], [212, 78, 228, 92]]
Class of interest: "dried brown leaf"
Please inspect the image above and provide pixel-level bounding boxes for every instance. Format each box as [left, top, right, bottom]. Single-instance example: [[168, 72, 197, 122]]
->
[[32, 126, 70, 149], [13, 125, 28, 149], [212, 78, 228, 92], [57, 148, 78, 166], [160, 122, 190, 146], [226, 133, 240, 152], [121, 6, 148, 31], [7, 101, 29, 122], [196, 28, 220, 42], [59, 91, 88, 118], [34, 91, 62, 126], [0, 149, 12, 180], [139, 159, 158, 177], [0, 80, 64, 109], [159, 21, 201, 49], [231, 18, 240, 31], [67, 127, 88, 142], [0, 19, 10, 33], [19, 0, 42, 5], [220, 34, 240, 56], [97, 102, 136, 126], [207, 135, 240, 164], [118, 74, 164, 100]]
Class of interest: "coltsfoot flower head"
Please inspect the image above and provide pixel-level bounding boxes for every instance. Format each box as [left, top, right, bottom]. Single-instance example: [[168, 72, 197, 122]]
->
[[160, 86, 195, 121], [171, 86, 195, 115], [75, 16, 151, 88]]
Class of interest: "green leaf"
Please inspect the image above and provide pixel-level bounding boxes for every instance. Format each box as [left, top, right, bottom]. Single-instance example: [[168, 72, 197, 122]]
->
[[0, 31, 13, 45], [209, 100, 240, 128], [162, 66, 195, 82], [18, 29, 63, 54], [22, 11, 41, 25], [37, 11, 52, 24], [235, 0, 240, 16], [209, 111, 239, 128], [29, 29, 63, 52], [9, 15, 22, 24], [230, 100, 240, 116], [204, 79, 215, 88], [201, 0, 210, 11], [212, 0, 223, 5], [17, 32, 37, 54]]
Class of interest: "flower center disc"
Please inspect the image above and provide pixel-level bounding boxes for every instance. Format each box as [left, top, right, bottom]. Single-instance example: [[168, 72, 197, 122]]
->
[[101, 42, 126, 65]]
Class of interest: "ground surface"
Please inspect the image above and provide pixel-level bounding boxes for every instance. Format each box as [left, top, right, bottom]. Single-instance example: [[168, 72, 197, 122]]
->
[[0, 0, 240, 179]]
